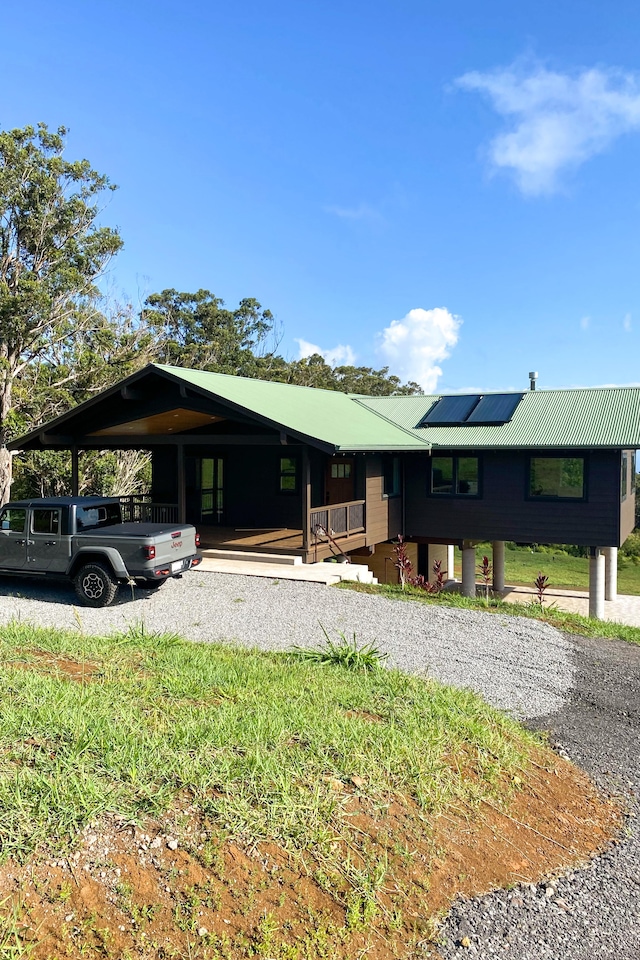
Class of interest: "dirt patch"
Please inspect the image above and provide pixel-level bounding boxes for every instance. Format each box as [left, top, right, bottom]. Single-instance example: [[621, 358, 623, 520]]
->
[[0, 748, 623, 959], [344, 709, 384, 723], [8, 648, 101, 684]]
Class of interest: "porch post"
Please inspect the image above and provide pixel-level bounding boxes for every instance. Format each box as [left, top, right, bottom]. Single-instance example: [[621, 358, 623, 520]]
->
[[302, 447, 311, 554], [177, 443, 186, 524], [604, 547, 618, 601], [71, 446, 79, 496], [461, 541, 476, 598], [588, 547, 605, 619], [492, 540, 505, 593]]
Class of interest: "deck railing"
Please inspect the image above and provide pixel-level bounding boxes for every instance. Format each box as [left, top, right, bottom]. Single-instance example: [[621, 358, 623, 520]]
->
[[119, 495, 179, 524], [309, 499, 366, 542]]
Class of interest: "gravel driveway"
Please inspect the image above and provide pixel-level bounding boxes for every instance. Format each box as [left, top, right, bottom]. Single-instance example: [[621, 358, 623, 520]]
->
[[1, 570, 638, 957], [0, 571, 572, 719]]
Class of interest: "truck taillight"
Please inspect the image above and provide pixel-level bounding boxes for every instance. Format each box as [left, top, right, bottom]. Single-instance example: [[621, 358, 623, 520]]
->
[[195, 532, 201, 547], [143, 545, 156, 560]]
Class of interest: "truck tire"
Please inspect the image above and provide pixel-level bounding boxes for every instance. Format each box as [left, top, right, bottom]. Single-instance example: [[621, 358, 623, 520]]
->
[[73, 563, 119, 607]]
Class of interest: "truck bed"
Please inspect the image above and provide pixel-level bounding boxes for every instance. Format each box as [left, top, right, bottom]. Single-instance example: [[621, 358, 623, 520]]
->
[[75, 522, 185, 538]]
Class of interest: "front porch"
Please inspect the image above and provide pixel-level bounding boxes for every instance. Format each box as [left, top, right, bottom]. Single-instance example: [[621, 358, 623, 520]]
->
[[119, 495, 368, 563]]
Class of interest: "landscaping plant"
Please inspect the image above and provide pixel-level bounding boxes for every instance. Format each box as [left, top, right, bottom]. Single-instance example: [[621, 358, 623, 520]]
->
[[479, 555, 492, 603], [393, 535, 444, 594], [534, 571, 551, 608]]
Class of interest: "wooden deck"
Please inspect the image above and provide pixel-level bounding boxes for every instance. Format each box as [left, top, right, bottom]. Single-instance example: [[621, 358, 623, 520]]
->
[[198, 525, 367, 562]]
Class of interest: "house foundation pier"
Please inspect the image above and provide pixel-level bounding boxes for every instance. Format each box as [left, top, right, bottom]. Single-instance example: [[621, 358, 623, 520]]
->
[[492, 540, 505, 593], [604, 546, 618, 601], [461, 541, 476, 598], [589, 547, 605, 619], [427, 544, 455, 583]]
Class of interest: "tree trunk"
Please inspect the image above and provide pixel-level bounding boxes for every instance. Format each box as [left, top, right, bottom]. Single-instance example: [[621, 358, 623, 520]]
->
[[0, 371, 14, 505], [0, 446, 11, 505]]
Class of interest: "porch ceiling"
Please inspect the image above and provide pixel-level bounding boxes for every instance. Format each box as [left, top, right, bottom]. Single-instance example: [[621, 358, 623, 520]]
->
[[89, 408, 224, 437]]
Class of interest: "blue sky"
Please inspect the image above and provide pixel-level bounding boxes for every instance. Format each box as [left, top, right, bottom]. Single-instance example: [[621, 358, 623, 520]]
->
[[3, 0, 640, 393]]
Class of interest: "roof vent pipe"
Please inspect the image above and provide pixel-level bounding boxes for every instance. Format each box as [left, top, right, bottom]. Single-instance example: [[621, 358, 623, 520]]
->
[[528, 371, 538, 391]]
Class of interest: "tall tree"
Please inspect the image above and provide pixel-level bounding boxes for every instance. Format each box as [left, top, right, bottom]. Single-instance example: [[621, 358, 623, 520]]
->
[[0, 123, 122, 502], [142, 288, 275, 376]]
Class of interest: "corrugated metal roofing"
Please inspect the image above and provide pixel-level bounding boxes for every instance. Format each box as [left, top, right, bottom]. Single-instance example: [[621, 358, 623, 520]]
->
[[10, 363, 640, 454], [354, 388, 640, 449], [154, 365, 425, 451]]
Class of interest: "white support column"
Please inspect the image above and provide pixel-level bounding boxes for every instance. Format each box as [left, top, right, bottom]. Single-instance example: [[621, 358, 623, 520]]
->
[[492, 540, 505, 593], [461, 541, 476, 598], [604, 547, 618, 602], [588, 548, 605, 620], [447, 544, 455, 582]]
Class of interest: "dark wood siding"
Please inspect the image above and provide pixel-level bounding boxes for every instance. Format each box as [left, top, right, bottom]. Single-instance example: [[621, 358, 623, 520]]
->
[[404, 449, 623, 547], [363, 455, 402, 546], [152, 445, 303, 529], [152, 447, 178, 501]]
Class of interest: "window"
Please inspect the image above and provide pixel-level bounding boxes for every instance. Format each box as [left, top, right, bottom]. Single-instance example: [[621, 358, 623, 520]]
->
[[383, 456, 400, 497], [622, 452, 629, 501], [279, 456, 298, 493], [430, 457, 479, 497], [330, 462, 351, 479], [76, 502, 121, 530], [0, 508, 26, 533], [528, 457, 585, 500], [32, 509, 60, 534]]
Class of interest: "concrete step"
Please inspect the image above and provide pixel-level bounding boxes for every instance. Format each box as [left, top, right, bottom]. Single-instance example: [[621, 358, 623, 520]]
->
[[197, 555, 377, 585], [201, 548, 302, 566]]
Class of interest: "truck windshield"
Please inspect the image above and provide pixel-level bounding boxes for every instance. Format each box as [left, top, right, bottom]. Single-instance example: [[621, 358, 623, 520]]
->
[[76, 503, 121, 531]]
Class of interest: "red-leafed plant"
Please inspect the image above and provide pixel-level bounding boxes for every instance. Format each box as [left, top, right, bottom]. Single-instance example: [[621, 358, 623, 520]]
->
[[478, 554, 492, 603], [393, 535, 444, 594], [534, 571, 550, 607], [393, 535, 414, 590]]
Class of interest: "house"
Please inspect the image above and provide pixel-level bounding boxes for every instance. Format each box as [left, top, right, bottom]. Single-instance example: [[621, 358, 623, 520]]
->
[[10, 363, 640, 618]]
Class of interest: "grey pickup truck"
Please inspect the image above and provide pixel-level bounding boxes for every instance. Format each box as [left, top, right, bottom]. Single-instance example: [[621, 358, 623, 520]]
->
[[0, 496, 202, 606]]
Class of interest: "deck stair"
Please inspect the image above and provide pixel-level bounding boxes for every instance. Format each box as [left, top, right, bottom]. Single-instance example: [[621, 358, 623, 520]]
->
[[198, 550, 377, 585]]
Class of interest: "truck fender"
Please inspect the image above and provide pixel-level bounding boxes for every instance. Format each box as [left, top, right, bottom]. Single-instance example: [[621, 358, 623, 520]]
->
[[68, 547, 130, 580]]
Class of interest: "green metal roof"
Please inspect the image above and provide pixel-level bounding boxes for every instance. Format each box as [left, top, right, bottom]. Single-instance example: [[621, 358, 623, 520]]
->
[[355, 387, 640, 449], [10, 363, 640, 454], [155, 365, 425, 452]]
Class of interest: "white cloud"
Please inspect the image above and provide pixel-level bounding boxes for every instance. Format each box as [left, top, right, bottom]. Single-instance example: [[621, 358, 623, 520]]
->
[[376, 307, 462, 392], [295, 338, 356, 367], [324, 202, 382, 222], [456, 61, 640, 194], [624, 312, 633, 332], [580, 315, 590, 330]]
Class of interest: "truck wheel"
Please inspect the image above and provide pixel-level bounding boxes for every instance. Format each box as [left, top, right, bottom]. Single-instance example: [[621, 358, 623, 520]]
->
[[74, 563, 119, 607]]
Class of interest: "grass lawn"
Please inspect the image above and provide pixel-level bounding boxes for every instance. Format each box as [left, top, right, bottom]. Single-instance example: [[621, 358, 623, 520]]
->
[[454, 543, 640, 596], [0, 620, 619, 958]]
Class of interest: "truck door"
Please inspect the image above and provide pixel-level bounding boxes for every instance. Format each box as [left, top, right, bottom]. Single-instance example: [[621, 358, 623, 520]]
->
[[27, 507, 69, 572], [0, 507, 28, 569]]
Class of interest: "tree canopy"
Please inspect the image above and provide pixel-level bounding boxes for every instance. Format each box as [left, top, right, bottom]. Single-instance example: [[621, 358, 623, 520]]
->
[[2, 123, 422, 501], [0, 123, 124, 502]]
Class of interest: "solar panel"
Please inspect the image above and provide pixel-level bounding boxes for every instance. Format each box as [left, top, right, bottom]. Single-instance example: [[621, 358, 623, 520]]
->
[[466, 393, 523, 424], [420, 395, 481, 425]]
